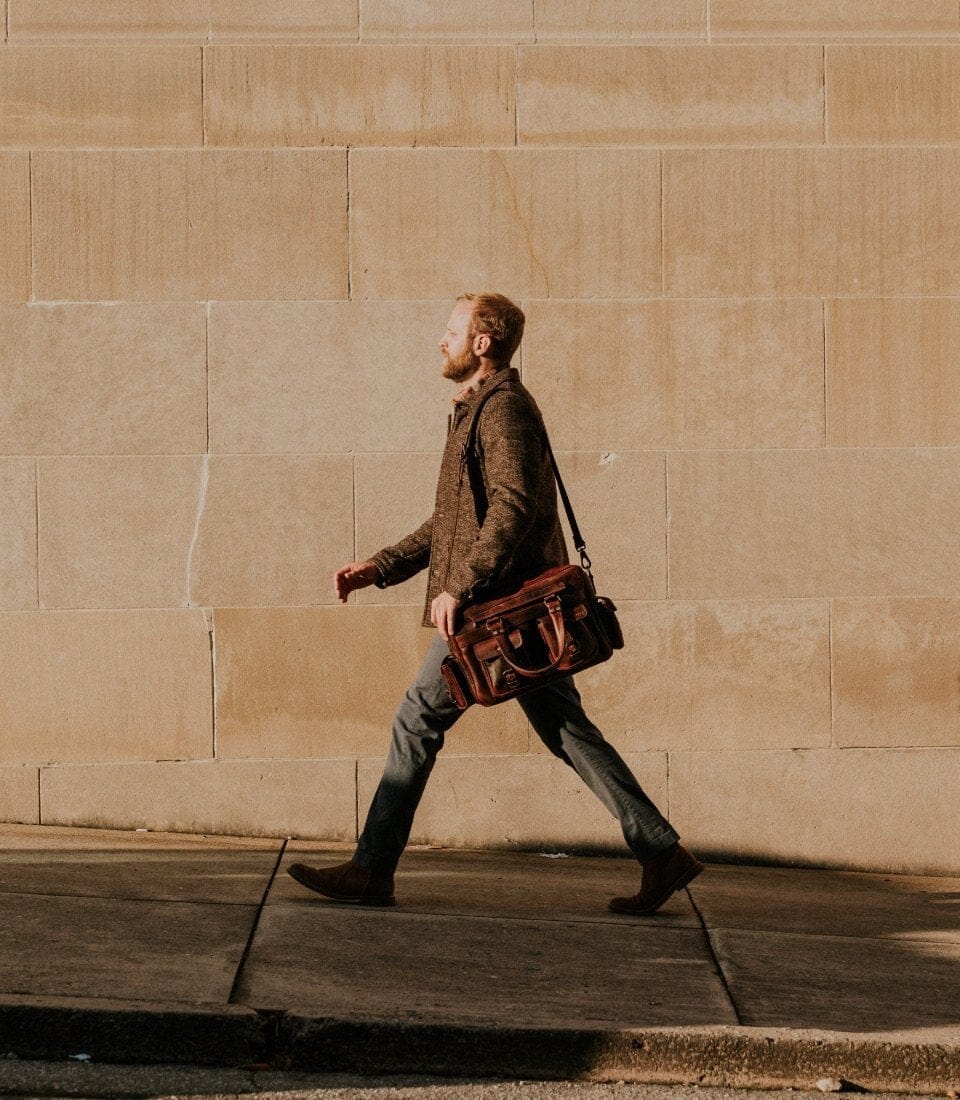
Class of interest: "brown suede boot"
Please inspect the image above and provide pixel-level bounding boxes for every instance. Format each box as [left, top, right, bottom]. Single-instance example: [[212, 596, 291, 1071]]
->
[[608, 843, 704, 915], [287, 859, 396, 906]]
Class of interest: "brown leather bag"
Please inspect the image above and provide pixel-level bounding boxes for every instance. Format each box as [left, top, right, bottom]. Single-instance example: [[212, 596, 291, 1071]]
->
[[440, 392, 624, 710]]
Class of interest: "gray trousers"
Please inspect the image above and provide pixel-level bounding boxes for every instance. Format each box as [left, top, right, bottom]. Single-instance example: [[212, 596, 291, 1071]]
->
[[354, 633, 679, 876]]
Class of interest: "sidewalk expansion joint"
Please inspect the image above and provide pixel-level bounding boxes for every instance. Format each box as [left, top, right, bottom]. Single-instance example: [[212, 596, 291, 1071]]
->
[[227, 838, 288, 1006], [686, 885, 742, 1026]]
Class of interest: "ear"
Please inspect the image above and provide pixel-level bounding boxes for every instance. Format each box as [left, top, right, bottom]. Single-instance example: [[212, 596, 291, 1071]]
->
[[472, 331, 491, 356]]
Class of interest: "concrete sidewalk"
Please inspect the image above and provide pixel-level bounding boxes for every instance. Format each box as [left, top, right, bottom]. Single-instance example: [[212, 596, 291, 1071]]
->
[[0, 824, 958, 1093]]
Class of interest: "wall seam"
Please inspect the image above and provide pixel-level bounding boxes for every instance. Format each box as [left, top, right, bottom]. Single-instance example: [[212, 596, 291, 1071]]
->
[[828, 599, 835, 748], [34, 458, 40, 607], [351, 453, 357, 565], [210, 616, 217, 759], [659, 150, 664, 295], [205, 300, 210, 452], [36, 767, 42, 825], [821, 297, 828, 442], [200, 43, 206, 147], [663, 452, 670, 597], [705, 0, 711, 43], [356, 0, 361, 42], [346, 148, 352, 299], [27, 148, 34, 301], [822, 43, 827, 143], [514, 42, 519, 146], [354, 759, 360, 839]]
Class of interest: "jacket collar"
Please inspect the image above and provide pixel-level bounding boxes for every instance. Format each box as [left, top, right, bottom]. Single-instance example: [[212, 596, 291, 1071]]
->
[[451, 365, 519, 411]]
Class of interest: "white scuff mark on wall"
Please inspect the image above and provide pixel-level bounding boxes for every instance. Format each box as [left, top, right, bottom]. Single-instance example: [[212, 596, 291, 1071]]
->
[[185, 453, 210, 607], [600, 452, 618, 466]]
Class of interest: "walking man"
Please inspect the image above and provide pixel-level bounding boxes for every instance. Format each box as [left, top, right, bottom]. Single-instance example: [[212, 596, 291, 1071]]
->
[[288, 292, 703, 914]]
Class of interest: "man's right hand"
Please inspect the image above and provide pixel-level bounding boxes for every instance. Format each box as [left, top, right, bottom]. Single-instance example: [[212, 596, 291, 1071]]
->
[[334, 560, 379, 603]]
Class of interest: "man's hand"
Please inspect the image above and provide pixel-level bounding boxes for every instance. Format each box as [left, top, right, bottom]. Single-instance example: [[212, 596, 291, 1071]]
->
[[334, 560, 379, 603], [430, 591, 461, 641]]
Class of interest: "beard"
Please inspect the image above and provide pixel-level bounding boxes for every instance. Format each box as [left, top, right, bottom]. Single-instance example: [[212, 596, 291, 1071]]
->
[[441, 345, 480, 382]]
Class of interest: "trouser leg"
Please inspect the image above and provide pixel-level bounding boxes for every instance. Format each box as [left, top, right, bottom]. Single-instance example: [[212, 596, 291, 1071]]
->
[[518, 674, 679, 862], [354, 633, 463, 876]]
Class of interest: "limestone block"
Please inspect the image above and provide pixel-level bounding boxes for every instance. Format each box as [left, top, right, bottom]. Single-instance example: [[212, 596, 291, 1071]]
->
[[201, 150, 348, 301], [664, 148, 960, 296], [214, 606, 528, 761], [669, 748, 960, 875], [33, 151, 203, 301], [519, 45, 822, 144], [0, 458, 37, 610], [38, 456, 199, 609], [210, 1, 358, 40], [554, 451, 665, 601], [534, 1, 706, 41], [0, 609, 211, 765], [522, 299, 824, 451], [828, 45, 960, 143], [0, 46, 201, 146], [188, 455, 354, 608], [40, 758, 357, 838], [357, 751, 669, 851], [535, 599, 830, 755], [712, 1, 959, 40], [33, 150, 347, 301], [351, 149, 661, 300], [0, 153, 29, 301], [208, 300, 453, 454], [0, 304, 205, 454], [832, 599, 960, 749], [668, 449, 960, 599], [206, 45, 514, 146], [9, 0, 208, 40], [827, 299, 960, 447], [354, 452, 438, 608], [0, 767, 38, 824], [360, 0, 534, 41]]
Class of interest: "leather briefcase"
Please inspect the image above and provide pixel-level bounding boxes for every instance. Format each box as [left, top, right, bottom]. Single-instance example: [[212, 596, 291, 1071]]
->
[[441, 563, 623, 709], [440, 382, 624, 710]]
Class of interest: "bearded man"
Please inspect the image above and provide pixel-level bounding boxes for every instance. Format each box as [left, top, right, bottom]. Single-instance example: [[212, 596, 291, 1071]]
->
[[288, 292, 703, 913]]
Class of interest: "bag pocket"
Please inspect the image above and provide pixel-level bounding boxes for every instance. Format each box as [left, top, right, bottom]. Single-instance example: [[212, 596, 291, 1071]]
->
[[440, 656, 475, 710], [594, 596, 624, 650]]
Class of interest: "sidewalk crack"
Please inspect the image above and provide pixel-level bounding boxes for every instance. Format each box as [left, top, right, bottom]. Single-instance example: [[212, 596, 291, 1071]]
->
[[687, 884, 742, 1025], [228, 838, 288, 1005]]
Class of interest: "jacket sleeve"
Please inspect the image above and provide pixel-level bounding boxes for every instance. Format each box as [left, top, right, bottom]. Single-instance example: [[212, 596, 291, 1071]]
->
[[368, 514, 434, 588], [444, 391, 544, 603]]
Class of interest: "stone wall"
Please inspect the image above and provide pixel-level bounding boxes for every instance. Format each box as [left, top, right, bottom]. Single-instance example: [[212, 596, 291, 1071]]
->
[[2, 0, 959, 873]]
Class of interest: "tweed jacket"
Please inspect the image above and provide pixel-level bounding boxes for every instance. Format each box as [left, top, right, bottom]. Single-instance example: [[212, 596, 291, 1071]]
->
[[370, 366, 569, 627]]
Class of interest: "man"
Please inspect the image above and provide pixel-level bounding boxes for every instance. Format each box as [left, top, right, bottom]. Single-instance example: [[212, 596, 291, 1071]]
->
[[288, 292, 703, 914]]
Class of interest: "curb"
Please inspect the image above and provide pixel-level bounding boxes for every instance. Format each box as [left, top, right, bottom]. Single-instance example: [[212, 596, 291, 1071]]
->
[[276, 1018, 960, 1094], [2, 999, 957, 1094], [0, 996, 264, 1068]]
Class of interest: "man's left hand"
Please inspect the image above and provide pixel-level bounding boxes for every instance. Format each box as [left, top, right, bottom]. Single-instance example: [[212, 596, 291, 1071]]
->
[[430, 591, 461, 641]]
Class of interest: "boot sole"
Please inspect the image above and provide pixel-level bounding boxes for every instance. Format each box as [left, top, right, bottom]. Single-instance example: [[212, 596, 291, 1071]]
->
[[286, 864, 397, 907], [608, 860, 705, 916]]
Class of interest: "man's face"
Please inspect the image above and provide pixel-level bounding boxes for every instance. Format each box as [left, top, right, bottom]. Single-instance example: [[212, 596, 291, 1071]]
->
[[440, 302, 479, 382]]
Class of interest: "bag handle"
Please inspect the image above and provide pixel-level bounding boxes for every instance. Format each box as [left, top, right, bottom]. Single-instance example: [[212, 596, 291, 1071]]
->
[[462, 377, 594, 582], [488, 596, 567, 676]]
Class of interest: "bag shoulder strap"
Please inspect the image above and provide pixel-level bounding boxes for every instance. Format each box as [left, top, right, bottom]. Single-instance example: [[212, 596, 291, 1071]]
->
[[462, 377, 594, 578]]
